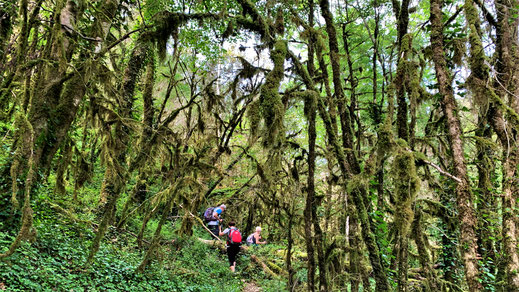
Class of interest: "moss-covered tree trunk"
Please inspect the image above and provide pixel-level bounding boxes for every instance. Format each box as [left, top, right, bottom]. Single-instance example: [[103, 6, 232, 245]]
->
[[463, 0, 498, 287], [429, 0, 481, 289], [0, 2, 15, 66], [393, 148, 419, 292], [391, 32, 418, 292], [411, 209, 439, 291], [87, 41, 149, 264], [306, 91, 328, 292], [392, 0, 411, 142], [492, 0, 519, 289], [117, 55, 155, 229], [318, 0, 389, 290], [3, 0, 121, 258]]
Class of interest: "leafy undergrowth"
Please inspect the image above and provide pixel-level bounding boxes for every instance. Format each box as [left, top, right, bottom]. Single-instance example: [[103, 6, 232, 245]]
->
[[0, 203, 289, 291]]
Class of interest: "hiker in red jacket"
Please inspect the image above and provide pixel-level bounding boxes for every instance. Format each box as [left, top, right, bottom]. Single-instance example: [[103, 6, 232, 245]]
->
[[219, 221, 242, 272]]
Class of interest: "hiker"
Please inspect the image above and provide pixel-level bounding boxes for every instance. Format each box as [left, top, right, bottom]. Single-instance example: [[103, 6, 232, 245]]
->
[[204, 204, 226, 238], [219, 221, 242, 272], [246, 226, 267, 245]]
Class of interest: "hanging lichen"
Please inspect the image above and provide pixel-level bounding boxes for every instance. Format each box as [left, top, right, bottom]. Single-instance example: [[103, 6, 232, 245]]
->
[[260, 40, 287, 147], [222, 20, 235, 39], [153, 12, 219, 61], [1, 112, 36, 258], [10, 112, 34, 208], [247, 99, 261, 140], [273, 7, 285, 35], [464, 0, 489, 112], [73, 149, 93, 201], [452, 38, 466, 67]]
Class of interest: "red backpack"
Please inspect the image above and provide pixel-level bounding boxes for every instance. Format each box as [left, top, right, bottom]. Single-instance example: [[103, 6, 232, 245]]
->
[[227, 227, 242, 245]]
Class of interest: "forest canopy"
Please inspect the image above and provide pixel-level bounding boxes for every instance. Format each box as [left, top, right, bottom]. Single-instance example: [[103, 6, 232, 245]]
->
[[1, 0, 519, 290]]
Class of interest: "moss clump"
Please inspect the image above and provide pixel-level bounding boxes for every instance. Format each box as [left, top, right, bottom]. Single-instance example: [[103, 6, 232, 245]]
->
[[452, 38, 466, 67], [413, 151, 428, 162], [392, 148, 419, 232], [247, 99, 261, 140], [10, 112, 35, 208], [236, 0, 270, 41], [400, 33, 413, 55], [260, 40, 287, 147], [464, 0, 490, 112], [377, 121, 394, 159], [346, 173, 369, 194], [273, 7, 284, 35]]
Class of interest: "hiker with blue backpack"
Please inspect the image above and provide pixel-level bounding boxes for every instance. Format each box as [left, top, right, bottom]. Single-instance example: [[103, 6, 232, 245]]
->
[[219, 221, 242, 272], [203, 204, 226, 239], [246, 226, 267, 246]]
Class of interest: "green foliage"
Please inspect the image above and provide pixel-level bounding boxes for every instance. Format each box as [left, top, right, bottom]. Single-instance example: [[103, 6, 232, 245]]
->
[[0, 182, 290, 291], [0, 210, 246, 291], [243, 243, 293, 291], [3, 0, 519, 289]]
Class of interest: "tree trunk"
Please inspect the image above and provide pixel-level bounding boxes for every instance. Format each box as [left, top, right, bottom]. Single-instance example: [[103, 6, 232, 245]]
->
[[289, 43, 389, 291], [429, 0, 481, 289], [464, 0, 499, 287], [412, 209, 439, 291], [493, 0, 519, 288], [137, 197, 174, 273], [318, 0, 389, 290], [286, 208, 295, 291], [87, 41, 149, 263], [393, 149, 419, 292]]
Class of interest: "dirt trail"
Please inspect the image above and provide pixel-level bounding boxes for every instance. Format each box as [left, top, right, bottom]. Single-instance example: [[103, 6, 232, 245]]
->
[[242, 281, 261, 292]]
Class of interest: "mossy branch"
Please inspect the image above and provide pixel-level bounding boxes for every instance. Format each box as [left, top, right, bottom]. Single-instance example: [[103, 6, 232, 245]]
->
[[251, 255, 280, 278], [1, 114, 36, 259], [259, 40, 287, 147]]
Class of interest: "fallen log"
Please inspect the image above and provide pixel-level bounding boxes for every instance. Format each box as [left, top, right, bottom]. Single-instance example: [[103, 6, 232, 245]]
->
[[250, 255, 279, 278], [197, 238, 227, 250]]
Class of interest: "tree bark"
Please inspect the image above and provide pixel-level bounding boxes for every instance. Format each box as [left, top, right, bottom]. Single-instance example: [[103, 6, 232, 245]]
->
[[429, 0, 481, 289], [303, 92, 317, 291], [464, 0, 498, 287], [492, 0, 519, 288]]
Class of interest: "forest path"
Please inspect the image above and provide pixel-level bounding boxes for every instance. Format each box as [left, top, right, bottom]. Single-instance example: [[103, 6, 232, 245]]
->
[[242, 281, 261, 292]]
